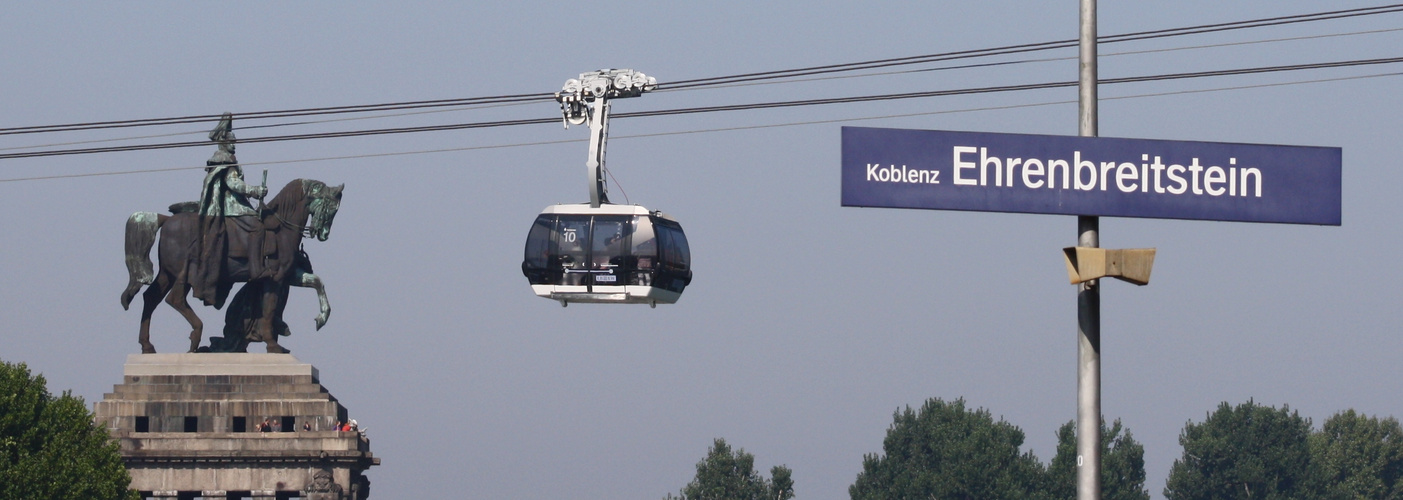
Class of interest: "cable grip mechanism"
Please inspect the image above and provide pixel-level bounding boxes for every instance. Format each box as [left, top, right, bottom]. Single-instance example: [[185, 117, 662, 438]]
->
[[555, 69, 656, 128]]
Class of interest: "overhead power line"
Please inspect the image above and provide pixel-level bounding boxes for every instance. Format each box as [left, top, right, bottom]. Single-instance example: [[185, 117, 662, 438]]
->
[[691, 27, 1403, 91], [0, 94, 555, 137], [0, 117, 559, 159], [662, 4, 1403, 89], [9, 25, 1398, 156], [2, 3, 1400, 138], [1, 55, 1399, 161], [0, 99, 545, 153], [4, 70, 1397, 185], [632, 56, 1403, 118]]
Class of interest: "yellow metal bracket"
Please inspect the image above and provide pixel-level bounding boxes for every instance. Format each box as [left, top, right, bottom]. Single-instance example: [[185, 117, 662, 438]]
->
[[1062, 247, 1156, 286]]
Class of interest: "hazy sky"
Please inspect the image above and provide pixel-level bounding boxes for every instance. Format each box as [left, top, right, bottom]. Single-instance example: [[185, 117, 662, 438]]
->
[[3, 2, 1401, 498]]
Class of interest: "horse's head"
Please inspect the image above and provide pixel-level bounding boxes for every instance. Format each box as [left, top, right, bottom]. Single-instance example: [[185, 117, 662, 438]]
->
[[305, 181, 343, 242]]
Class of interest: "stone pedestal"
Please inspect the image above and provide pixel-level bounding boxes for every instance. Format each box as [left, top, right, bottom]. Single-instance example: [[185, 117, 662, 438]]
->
[[94, 354, 379, 500]]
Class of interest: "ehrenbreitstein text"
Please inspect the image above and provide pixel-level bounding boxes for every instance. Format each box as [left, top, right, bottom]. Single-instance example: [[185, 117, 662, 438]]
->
[[866, 146, 1264, 197]]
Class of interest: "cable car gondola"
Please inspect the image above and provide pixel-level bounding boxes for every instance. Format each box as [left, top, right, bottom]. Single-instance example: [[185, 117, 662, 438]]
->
[[523, 204, 690, 305], [522, 69, 692, 306]]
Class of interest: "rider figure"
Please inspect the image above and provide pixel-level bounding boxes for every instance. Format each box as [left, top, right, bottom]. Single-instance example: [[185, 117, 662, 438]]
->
[[192, 113, 269, 309]]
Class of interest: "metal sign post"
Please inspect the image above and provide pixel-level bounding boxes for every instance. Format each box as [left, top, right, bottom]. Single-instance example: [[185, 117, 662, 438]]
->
[[1077, 1, 1100, 498]]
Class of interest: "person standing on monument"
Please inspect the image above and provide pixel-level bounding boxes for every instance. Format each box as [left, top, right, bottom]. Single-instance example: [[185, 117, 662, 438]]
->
[[193, 112, 269, 309]]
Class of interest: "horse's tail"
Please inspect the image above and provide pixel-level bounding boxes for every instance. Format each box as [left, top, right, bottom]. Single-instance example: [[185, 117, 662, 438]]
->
[[120, 211, 168, 310]]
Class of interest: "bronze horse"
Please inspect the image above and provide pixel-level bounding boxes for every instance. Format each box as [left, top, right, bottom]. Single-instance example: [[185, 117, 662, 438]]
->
[[120, 179, 343, 353]]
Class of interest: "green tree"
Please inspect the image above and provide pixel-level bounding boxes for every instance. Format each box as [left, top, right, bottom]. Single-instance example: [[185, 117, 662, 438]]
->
[[849, 397, 1048, 500], [1307, 409, 1403, 499], [0, 360, 136, 500], [666, 438, 794, 500], [1046, 419, 1149, 500], [1164, 400, 1312, 500]]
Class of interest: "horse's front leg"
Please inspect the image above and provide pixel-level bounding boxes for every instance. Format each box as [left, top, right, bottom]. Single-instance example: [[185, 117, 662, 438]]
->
[[292, 267, 331, 330], [165, 280, 204, 353]]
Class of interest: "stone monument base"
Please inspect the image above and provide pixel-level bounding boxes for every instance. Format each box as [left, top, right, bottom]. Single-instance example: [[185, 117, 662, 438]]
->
[[94, 354, 379, 500]]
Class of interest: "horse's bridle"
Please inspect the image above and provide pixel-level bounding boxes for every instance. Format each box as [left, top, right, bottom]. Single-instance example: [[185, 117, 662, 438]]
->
[[274, 210, 315, 238]]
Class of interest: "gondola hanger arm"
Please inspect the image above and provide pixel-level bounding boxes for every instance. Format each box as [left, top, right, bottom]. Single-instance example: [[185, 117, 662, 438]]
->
[[555, 69, 657, 208]]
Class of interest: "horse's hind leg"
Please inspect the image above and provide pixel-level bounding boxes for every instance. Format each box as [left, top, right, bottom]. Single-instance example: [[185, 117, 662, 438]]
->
[[254, 281, 288, 354], [271, 283, 293, 337], [165, 281, 204, 353], [138, 273, 174, 353]]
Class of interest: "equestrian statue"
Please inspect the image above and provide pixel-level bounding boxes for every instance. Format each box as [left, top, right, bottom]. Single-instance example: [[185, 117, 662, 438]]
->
[[120, 113, 344, 353]]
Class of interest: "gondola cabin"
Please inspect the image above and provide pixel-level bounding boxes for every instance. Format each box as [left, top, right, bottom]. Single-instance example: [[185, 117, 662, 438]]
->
[[522, 204, 691, 306]]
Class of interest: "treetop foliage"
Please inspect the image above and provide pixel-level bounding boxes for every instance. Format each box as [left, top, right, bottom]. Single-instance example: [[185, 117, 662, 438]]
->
[[1307, 409, 1403, 499], [849, 397, 1051, 500], [1164, 400, 1314, 500], [0, 360, 137, 500], [1164, 400, 1403, 499], [666, 396, 1403, 500], [667, 438, 794, 500]]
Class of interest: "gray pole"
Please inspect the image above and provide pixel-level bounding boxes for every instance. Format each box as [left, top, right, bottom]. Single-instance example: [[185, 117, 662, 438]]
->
[[1077, 0, 1101, 499]]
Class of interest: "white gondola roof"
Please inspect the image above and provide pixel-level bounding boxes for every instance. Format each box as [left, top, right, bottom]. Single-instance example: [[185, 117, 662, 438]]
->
[[538, 203, 680, 222]]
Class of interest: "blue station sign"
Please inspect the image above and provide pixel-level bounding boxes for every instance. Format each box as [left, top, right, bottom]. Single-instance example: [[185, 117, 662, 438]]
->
[[841, 127, 1342, 225]]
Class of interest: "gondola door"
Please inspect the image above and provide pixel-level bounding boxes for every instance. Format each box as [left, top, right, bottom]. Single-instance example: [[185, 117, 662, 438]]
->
[[588, 216, 628, 288], [555, 216, 590, 286]]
